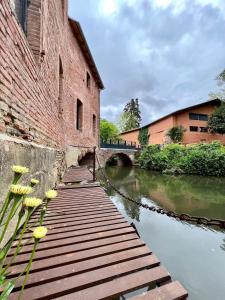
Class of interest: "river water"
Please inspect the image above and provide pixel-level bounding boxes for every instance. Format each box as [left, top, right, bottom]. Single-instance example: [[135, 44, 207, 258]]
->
[[102, 166, 225, 300]]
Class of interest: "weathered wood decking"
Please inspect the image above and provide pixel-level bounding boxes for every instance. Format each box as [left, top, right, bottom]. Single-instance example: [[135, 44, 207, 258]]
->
[[8, 166, 188, 299]]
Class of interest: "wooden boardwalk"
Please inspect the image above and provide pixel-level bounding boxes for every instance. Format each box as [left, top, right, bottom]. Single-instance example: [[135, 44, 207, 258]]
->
[[8, 167, 188, 299]]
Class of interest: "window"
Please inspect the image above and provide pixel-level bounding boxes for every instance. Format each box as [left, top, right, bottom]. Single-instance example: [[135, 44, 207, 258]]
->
[[12, 0, 41, 62], [189, 113, 208, 121], [190, 126, 198, 132], [13, 0, 28, 34], [93, 115, 96, 136], [61, 0, 65, 22], [58, 57, 63, 118], [200, 127, 208, 132], [86, 72, 91, 88], [199, 114, 208, 121], [76, 99, 83, 131]]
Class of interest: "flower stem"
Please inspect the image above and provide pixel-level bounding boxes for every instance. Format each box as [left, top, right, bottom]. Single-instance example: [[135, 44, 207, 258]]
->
[[0, 200, 18, 247], [0, 210, 23, 267], [2, 209, 32, 275], [0, 174, 22, 225], [18, 239, 38, 300], [39, 200, 49, 225]]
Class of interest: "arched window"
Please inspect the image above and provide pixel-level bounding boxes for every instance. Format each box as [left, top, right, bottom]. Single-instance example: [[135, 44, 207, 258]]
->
[[76, 99, 83, 131], [58, 57, 63, 118]]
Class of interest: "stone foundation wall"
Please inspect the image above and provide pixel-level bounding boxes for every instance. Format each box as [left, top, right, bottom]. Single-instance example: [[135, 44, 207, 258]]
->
[[0, 134, 66, 246]]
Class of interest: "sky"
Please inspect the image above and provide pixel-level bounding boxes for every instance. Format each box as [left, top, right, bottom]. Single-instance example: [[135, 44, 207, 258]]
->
[[69, 0, 225, 126]]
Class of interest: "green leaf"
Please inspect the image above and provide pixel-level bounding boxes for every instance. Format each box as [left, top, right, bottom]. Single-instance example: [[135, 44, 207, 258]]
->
[[0, 282, 14, 300]]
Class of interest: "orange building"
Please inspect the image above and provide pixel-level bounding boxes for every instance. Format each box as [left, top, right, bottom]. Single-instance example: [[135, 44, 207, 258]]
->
[[120, 99, 225, 145]]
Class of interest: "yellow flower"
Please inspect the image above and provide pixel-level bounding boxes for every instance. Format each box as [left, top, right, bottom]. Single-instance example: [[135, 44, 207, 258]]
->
[[24, 197, 42, 208], [30, 178, 39, 185], [10, 185, 33, 195], [33, 226, 48, 239], [45, 190, 57, 199], [12, 165, 29, 174]]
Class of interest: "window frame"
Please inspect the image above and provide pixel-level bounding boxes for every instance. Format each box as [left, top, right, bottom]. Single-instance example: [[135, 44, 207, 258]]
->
[[76, 99, 83, 131], [92, 114, 96, 136], [189, 112, 208, 121], [200, 127, 208, 133], [86, 72, 91, 89], [190, 126, 198, 132]]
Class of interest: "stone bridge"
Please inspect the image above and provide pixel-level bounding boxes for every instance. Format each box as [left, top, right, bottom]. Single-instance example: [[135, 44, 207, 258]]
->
[[97, 148, 139, 168]]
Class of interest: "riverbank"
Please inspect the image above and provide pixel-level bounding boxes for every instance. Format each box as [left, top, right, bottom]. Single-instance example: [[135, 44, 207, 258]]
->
[[138, 141, 225, 176]]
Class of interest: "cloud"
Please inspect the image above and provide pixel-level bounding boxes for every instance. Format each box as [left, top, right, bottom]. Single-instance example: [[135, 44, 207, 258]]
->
[[69, 0, 225, 125]]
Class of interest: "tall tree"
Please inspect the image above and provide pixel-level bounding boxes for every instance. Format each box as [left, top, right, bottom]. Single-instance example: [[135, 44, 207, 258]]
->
[[209, 69, 225, 100], [208, 103, 225, 134], [100, 119, 120, 142], [119, 98, 142, 132]]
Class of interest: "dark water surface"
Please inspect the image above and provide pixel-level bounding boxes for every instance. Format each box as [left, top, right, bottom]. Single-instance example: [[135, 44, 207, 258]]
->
[[102, 166, 225, 300]]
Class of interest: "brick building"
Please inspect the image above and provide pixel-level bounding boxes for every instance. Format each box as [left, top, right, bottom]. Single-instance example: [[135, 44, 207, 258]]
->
[[120, 99, 225, 145], [0, 1, 103, 204]]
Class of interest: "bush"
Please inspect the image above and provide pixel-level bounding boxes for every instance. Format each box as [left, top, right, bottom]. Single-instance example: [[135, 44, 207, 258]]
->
[[166, 125, 186, 143], [138, 141, 225, 176]]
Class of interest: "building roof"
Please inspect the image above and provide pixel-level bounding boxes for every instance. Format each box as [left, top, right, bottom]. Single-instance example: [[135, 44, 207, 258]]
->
[[141, 98, 221, 129], [120, 127, 140, 135], [69, 18, 104, 89]]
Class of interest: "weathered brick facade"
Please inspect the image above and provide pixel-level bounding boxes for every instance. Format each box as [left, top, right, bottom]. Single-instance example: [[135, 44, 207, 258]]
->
[[0, 0, 103, 149], [0, 0, 103, 221]]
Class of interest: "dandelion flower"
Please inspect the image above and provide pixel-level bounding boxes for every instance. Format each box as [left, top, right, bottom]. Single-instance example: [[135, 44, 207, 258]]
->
[[12, 165, 29, 174], [45, 190, 57, 199], [33, 226, 48, 239], [24, 197, 42, 208], [31, 178, 39, 185], [10, 185, 33, 195]]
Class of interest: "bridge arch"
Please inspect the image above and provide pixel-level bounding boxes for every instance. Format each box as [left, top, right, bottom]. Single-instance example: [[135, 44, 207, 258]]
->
[[106, 152, 132, 167], [97, 148, 137, 168]]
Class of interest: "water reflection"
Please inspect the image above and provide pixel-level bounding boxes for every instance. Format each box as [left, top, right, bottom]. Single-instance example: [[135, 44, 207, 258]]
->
[[101, 166, 225, 300], [105, 166, 225, 222]]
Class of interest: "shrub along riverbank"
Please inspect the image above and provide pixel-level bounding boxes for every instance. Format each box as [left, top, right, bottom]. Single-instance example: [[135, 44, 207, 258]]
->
[[138, 141, 225, 176]]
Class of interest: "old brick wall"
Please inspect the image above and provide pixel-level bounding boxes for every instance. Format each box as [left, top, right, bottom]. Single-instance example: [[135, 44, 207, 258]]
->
[[0, 0, 101, 149], [0, 0, 102, 244]]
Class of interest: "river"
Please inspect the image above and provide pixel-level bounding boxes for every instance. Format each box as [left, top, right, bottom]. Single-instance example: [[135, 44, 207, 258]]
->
[[101, 166, 225, 300]]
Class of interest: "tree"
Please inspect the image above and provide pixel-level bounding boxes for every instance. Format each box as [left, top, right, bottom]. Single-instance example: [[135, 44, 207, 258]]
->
[[208, 103, 225, 134], [166, 126, 186, 143], [119, 98, 142, 132], [209, 69, 225, 100], [138, 127, 149, 146], [118, 111, 138, 132], [100, 119, 120, 142]]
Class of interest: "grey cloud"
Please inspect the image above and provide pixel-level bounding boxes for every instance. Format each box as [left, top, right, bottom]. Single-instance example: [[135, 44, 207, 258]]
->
[[69, 0, 225, 124]]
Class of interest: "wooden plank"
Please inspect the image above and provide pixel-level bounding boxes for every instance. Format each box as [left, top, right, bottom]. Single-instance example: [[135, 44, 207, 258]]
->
[[7, 234, 140, 263], [47, 200, 112, 208], [9, 239, 147, 276], [10, 256, 161, 299], [28, 212, 122, 226], [8, 233, 138, 261], [18, 222, 130, 243], [32, 214, 124, 228], [57, 183, 100, 190], [29, 209, 119, 223], [19, 218, 128, 240], [129, 281, 188, 300], [11, 228, 137, 253], [49, 267, 170, 300], [34, 204, 115, 215], [12, 249, 157, 289]]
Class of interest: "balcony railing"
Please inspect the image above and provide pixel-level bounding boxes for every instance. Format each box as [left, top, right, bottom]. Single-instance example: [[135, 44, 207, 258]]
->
[[100, 139, 140, 150]]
